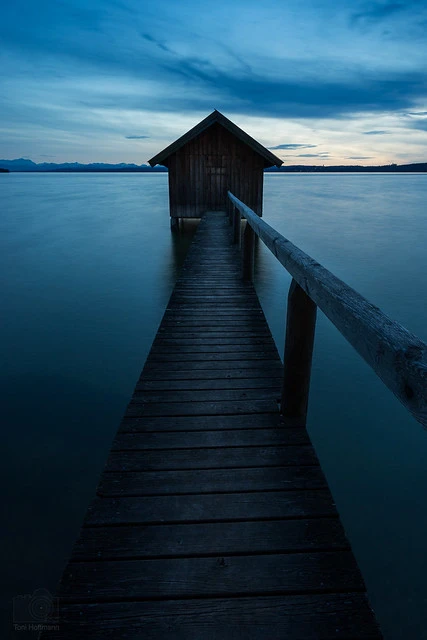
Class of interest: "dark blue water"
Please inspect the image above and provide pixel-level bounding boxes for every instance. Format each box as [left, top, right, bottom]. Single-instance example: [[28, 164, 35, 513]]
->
[[1, 172, 427, 638]]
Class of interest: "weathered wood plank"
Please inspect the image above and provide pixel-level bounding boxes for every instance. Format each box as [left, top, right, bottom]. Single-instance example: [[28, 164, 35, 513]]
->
[[73, 518, 349, 561], [41, 594, 382, 639], [112, 428, 310, 450], [105, 445, 317, 471], [155, 329, 273, 336], [130, 387, 280, 403], [119, 413, 288, 432], [135, 377, 282, 391], [281, 278, 317, 426], [149, 344, 278, 354], [142, 359, 283, 372], [152, 337, 275, 346], [125, 398, 278, 417], [146, 352, 279, 363], [138, 367, 283, 381], [97, 466, 326, 496], [59, 551, 364, 599], [85, 489, 339, 526]]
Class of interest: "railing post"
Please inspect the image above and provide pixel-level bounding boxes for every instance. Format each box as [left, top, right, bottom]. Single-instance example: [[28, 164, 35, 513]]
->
[[233, 206, 241, 246], [281, 279, 317, 426], [227, 198, 233, 225], [242, 221, 255, 281]]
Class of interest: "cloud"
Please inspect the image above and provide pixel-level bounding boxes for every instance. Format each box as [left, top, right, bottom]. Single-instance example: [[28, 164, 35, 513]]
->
[[2, 3, 427, 123], [1, 0, 427, 164], [351, 2, 406, 27], [347, 156, 374, 159], [296, 153, 330, 158], [407, 119, 427, 131], [269, 143, 317, 150], [401, 110, 427, 130], [141, 33, 172, 54], [363, 130, 389, 135]]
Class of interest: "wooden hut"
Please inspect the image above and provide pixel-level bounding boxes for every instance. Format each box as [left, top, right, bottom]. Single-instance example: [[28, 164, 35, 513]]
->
[[148, 110, 282, 227]]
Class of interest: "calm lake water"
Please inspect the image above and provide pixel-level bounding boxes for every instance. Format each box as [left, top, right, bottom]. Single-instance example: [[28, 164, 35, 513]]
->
[[1, 172, 427, 638]]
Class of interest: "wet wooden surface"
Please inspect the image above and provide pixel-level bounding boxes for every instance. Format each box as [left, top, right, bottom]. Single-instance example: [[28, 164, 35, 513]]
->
[[41, 212, 381, 638]]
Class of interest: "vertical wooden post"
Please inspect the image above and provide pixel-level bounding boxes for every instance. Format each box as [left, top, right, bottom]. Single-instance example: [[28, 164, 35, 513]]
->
[[233, 206, 241, 246], [227, 199, 233, 225], [242, 221, 255, 281], [281, 279, 317, 426]]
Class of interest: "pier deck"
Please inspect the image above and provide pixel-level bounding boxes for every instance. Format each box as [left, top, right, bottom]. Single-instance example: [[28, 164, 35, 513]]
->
[[43, 212, 381, 638]]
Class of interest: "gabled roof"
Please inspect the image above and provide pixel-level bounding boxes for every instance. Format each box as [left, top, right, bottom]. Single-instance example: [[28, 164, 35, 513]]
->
[[148, 110, 283, 168]]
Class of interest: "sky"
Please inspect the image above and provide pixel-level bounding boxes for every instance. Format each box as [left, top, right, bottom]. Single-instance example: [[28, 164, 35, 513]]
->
[[1, 0, 427, 166]]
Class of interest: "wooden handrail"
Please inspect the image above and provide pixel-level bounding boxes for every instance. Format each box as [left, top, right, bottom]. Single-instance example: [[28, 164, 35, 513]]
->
[[228, 190, 427, 428]]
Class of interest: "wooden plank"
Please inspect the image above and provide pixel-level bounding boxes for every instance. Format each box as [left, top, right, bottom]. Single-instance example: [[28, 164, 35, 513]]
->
[[85, 489, 339, 526], [105, 445, 317, 471], [130, 388, 280, 403], [73, 518, 349, 560], [158, 322, 270, 330], [282, 278, 317, 426], [97, 466, 326, 496], [138, 368, 282, 380], [162, 313, 266, 321], [135, 377, 282, 391], [141, 360, 283, 373], [59, 551, 364, 599], [149, 344, 277, 354], [146, 352, 279, 363], [43, 594, 382, 639], [164, 307, 264, 314], [112, 428, 310, 450], [152, 337, 274, 346], [155, 329, 273, 336], [119, 413, 288, 432], [125, 398, 278, 417]]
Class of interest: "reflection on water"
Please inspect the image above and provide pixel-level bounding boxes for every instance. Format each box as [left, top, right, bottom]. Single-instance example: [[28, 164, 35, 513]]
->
[[2, 172, 427, 639]]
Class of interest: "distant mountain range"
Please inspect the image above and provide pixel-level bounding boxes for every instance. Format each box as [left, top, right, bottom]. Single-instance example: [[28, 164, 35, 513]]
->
[[0, 158, 167, 172], [1, 158, 427, 173]]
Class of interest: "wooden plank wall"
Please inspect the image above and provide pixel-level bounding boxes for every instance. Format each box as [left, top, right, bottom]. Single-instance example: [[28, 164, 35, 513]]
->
[[168, 123, 264, 218]]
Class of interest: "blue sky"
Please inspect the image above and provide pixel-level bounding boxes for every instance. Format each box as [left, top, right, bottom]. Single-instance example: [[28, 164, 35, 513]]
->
[[1, 0, 427, 165]]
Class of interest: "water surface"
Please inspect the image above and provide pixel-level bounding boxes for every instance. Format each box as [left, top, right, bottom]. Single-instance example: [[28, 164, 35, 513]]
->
[[1, 172, 427, 638]]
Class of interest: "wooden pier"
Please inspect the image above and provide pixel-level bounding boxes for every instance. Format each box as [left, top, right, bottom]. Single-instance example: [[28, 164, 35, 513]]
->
[[42, 210, 383, 639]]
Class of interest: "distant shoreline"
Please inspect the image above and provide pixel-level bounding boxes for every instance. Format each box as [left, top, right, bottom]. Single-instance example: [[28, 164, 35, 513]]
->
[[1, 162, 427, 173]]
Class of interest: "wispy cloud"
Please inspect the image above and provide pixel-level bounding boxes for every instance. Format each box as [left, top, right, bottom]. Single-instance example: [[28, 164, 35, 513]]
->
[[125, 135, 150, 139], [141, 33, 173, 54], [406, 119, 427, 131], [347, 156, 374, 159], [296, 153, 330, 158], [363, 130, 389, 135], [351, 2, 406, 27], [269, 143, 317, 150]]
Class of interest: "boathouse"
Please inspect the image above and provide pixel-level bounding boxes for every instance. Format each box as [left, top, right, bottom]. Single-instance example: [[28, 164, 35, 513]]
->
[[148, 110, 282, 225]]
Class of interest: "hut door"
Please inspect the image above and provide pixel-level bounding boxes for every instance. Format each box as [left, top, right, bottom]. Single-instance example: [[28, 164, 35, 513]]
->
[[208, 167, 226, 210]]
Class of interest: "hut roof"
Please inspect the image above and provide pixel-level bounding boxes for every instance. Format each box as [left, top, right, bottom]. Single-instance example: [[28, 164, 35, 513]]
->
[[148, 110, 283, 168]]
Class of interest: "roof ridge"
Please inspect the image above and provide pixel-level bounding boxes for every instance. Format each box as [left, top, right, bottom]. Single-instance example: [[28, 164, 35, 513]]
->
[[148, 111, 283, 168]]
